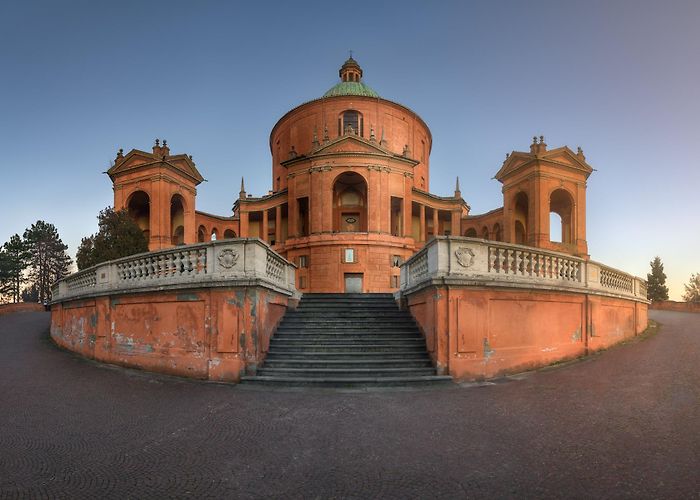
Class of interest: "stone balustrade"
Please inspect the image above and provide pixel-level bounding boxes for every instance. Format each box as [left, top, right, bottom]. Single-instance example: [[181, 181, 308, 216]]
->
[[400, 237, 648, 302], [52, 238, 298, 303]]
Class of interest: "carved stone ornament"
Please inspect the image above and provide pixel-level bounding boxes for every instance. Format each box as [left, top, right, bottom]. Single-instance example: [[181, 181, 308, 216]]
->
[[454, 246, 475, 268], [218, 248, 239, 269]]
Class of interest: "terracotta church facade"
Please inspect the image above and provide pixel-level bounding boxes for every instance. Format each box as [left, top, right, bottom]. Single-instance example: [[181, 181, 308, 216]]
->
[[107, 57, 593, 293]]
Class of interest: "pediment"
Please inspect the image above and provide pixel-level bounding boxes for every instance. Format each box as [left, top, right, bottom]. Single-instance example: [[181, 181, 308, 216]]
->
[[495, 146, 593, 182], [108, 149, 204, 184], [309, 135, 395, 158]]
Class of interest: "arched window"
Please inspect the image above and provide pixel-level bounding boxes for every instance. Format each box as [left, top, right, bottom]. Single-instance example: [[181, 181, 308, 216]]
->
[[513, 192, 529, 245], [333, 172, 368, 232], [224, 229, 236, 239], [197, 225, 206, 243], [211, 228, 218, 241], [128, 191, 150, 241], [339, 110, 363, 137], [464, 228, 477, 237], [481, 226, 489, 240], [549, 189, 574, 244], [170, 194, 185, 245]]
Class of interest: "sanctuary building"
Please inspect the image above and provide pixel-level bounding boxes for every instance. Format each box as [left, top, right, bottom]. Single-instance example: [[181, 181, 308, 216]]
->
[[107, 57, 593, 293]]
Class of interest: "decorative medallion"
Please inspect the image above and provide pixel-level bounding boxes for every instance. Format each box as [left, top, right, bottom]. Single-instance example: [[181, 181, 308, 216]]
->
[[218, 248, 239, 269], [455, 246, 475, 268], [345, 217, 357, 224]]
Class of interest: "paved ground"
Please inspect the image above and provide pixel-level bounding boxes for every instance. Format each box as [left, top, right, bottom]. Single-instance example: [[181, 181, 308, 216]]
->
[[0, 311, 698, 499]]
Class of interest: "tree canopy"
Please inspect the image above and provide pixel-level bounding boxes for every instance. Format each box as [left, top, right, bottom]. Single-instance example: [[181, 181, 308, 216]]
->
[[0, 235, 30, 303], [76, 207, 149, 270], [682, 273, 700, 303], [646, 256, 669, 302], [23, 221, 72, 303]]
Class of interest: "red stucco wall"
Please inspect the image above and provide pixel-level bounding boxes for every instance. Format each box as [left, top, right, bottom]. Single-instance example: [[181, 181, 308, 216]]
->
[[51, 287, 292, 383], [406, 286, 648, 380]]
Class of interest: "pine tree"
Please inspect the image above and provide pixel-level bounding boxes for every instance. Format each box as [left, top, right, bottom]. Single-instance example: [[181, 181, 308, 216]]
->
[[23, 221, 72, 303], [683, 273, 700, 303], [76, 207, 149, 270], [0, 234, 31, 303], [646, 256, 669, 302]]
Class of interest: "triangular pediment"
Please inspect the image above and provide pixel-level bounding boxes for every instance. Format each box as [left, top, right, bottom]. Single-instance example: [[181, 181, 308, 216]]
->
[[494, 145, 593, 182], [313, 135, 392, 155], [281, 134, 419, 167], [108, 149, 204, 184]]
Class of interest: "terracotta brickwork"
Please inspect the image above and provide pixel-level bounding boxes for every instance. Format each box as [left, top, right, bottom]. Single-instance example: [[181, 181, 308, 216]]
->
[[108, 59, 595, 292]]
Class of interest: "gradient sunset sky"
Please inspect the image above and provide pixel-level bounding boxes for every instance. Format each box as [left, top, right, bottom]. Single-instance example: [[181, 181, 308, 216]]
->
[[1, 0, 698, 299]]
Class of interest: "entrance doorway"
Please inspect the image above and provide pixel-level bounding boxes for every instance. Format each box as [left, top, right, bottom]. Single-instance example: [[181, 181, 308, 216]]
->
[[344, 273, 363, 293]]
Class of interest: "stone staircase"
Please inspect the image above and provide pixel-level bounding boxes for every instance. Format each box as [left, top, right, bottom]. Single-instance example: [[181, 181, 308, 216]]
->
[[240, 293, 453, 388]]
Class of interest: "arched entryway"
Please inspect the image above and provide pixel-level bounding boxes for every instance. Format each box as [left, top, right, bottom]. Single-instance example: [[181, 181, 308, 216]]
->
[[197, 225, 206, 243], [493, 223, 502, 241], [464, 228, 477, 237], [127, 191, 150, 241], [170, 194, 185, 245], [333, 172, 367, 232], [549, 188, 574, 244], [513, 192, 529, 245]]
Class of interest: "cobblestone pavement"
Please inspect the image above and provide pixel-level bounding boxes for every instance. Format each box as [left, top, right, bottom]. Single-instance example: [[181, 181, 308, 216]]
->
[[0, 311, 698, 499]]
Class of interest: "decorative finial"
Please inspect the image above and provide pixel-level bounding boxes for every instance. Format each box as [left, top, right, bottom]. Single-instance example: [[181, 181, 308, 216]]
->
[[533, 136, 537, 144], [505, 152, 509, 159], [289, 145, 297, 159], [162, 139, 167, 147], [577, 146, 583, 154], [117, 148, 123, 158], [539, 135, 544, 144], [455, 176, 461, 193], [188, 155, 193, 161], [349, 49, 353, 59], [323, 124, 329, 143], [155, 138, 160, 147], [369, 125, 376, 142], [239, 177, 246, 199], [402, 144, 411, 158]]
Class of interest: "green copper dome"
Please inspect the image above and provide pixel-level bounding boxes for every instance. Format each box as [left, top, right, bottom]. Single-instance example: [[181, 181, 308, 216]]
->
[[323, 81, 379, 98], [323, 57, 379, 98]]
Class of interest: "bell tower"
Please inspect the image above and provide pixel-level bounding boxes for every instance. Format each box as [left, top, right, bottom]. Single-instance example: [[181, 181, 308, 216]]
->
[[494, 136, 593, 257], [107, 139, 204, 251]]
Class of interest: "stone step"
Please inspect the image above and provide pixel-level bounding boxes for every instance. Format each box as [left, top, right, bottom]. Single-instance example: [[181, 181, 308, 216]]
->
[[263, 359, 433, 369], [267, 345, 428, 353], [275, 325, 420, 336], [264, 351, 431, 360], [272, 336, 422, 343], [239, 375, 454, 388], [256, 367, 439, 378], [240, 292, 452, 389]]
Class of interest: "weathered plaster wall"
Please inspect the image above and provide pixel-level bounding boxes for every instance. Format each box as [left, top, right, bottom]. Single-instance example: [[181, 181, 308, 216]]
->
[[406, 286, 648, 380], [51, 287, 292, 382]]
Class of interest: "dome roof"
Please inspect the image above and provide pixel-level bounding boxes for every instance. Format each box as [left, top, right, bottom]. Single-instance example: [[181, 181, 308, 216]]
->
[[323, 81, 379, 98], [322, 57, 379, 98]]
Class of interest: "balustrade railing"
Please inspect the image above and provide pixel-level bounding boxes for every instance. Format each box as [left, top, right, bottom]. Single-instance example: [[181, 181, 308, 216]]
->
[[52, 239, 297, 302], [401, 236, 647, 302]]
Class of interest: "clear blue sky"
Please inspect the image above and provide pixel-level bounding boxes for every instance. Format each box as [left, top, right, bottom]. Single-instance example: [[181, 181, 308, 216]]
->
[[1, 0, 698, 299]]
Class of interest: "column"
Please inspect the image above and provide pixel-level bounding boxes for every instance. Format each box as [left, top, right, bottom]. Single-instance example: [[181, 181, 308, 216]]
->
[[432, 207, 439, 237], [451, 210, 461, 236], [419, 204, 426, 242], [275, 205, 282, 244], [262, 210, 269, 243], [239, 211, 249, 238]]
